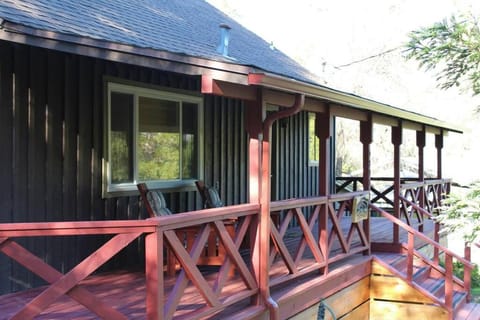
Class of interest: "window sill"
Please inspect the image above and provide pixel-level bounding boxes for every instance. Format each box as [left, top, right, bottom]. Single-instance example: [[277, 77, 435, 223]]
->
[[103, 179, 198, 198]]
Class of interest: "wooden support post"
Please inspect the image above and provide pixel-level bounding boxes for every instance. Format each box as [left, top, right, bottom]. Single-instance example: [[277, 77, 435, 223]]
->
[[416, 128, 426, 233], [316, 109, 332, 271], [360, 116, 372, 255], [245, 97, 263, 306], [435, 132, 443, 179], [392, 124, 402, 244]]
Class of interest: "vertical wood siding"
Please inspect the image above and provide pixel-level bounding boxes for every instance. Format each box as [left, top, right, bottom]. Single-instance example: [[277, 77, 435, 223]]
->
[[0, 41, 251, 293], [0, 40, 315, 294], [272, 112, 319, 201]]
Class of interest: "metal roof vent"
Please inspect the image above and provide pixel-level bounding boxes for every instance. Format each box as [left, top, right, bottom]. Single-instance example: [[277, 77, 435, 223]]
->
[[217, 23, 232, 58]]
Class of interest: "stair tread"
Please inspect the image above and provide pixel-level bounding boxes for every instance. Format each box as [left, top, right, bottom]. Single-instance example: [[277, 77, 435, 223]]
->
[[455, 302, 480, 320]]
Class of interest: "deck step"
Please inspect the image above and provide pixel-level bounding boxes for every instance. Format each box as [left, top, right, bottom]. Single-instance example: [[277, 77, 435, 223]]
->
[[211, 305, 266, 319], [412, 266, 431, 283], [419, 276, 445, 298], [455, 302, 480, 320]]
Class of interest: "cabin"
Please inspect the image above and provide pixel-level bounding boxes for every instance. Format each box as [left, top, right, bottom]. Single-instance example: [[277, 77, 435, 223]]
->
[[0, 1, 478, 319]]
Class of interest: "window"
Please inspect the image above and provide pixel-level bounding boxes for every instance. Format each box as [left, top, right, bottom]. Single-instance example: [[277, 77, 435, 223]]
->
[[106, 82, 203, 194], [308, 112, 319, 165]]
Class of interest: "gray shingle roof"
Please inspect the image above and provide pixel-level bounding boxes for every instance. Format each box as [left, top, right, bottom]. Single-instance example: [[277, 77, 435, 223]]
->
[[0, 0, 321, 84]]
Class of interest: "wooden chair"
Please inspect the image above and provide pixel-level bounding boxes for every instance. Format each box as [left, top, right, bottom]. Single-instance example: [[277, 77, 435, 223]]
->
[[195, 180, 224, 209], [137, 183, 235, 277]]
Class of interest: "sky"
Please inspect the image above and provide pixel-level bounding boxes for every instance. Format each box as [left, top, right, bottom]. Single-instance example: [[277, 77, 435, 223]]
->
[[208, 0, 480, 184]]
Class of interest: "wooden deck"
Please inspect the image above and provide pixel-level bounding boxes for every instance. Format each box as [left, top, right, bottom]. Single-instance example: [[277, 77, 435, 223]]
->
[[0, 217, 435, 320]]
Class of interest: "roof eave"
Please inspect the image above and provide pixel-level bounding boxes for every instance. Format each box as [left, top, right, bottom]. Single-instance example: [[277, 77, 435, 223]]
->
[[248, 72, 463, 134]]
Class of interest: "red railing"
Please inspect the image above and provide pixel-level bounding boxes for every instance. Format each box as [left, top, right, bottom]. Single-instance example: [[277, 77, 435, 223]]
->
[[268, 191, 370, 287], [147, 204, 259, 320], [0, 220, 157, 319], [370, 204, 474, 316], [0, 203, 260, 320], [336, 177, 418, 209], [400, 179, 450, 220]]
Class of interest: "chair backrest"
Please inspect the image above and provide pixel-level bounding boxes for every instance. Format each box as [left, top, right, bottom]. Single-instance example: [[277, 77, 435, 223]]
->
[[137, 183, 172, 218], [195, 180, 224, 208]]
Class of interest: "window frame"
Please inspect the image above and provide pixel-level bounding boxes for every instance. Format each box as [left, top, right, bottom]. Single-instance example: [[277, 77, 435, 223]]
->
[[104, 81, 204, 197]]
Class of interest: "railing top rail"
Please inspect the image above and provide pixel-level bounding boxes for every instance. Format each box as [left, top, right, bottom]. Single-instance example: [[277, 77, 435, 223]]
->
[[0, 203, 259, 236], [329, 190, 369, 202], [398, 195, 434, 219], [0, 220, 159, 237], [336, 177, 420, 182], [370, 204, 473, 269], [152, 203, 259, 230], [270, 196, 328, 211], [270, 192, 369, 211], [401, 178, 451, 190]]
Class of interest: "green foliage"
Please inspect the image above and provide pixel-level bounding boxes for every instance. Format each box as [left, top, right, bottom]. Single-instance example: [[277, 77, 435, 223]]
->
[[405, 14, 480, 95], [437, 184, 480, 244], [454, 261, 480, 288], [138, 132, 180, 180], [440, 260, 480, 288]]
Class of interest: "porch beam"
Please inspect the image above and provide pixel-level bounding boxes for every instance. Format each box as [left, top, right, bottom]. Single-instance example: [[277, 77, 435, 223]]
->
[[201, 76, 257, 100], [392, 123, 403, 244]]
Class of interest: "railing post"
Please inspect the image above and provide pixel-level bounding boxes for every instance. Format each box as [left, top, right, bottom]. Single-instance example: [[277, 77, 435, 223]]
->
[[465, 244, 472, 302], [445, 254, 453, 314], [145, 228, 164, 320], [392, 123, 402, 244], [407, 232, 414, 282]]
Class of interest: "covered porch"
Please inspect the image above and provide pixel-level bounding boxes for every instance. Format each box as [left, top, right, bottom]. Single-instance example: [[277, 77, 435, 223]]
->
[[0, 177, 476, 319]]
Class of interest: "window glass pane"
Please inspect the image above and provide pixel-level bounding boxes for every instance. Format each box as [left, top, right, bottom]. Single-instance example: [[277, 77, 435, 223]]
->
[[309, 113, 320, 164], [138, 97, 180, 180], [182, 103, 198, 179], [110, 92, 134, 183]]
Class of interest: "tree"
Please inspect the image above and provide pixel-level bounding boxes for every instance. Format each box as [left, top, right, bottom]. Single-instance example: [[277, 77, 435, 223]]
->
[[437, 184, 480, 244], [406, 14, 480, 245], [405, 14, 480, 95]]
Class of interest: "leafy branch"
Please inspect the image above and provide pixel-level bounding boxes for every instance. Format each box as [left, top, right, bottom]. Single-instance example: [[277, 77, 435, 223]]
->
[[405, 14, 480, 95]]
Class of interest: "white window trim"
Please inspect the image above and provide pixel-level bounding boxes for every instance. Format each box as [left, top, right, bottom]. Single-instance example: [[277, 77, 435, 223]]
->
[[104, 82, 204, 197]]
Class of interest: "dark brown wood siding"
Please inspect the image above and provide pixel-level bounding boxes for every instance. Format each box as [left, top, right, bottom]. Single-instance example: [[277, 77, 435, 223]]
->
[[271, 112, 319, 201], [0, 40, 316, 294], [0, 41, 250, 294]]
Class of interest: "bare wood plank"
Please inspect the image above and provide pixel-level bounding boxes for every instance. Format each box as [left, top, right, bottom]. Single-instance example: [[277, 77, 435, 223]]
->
[[338, 300, 369, 320], [370, 274, 436, 304], [322, 278, 370, 319], [370, 299, 448, 319]]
